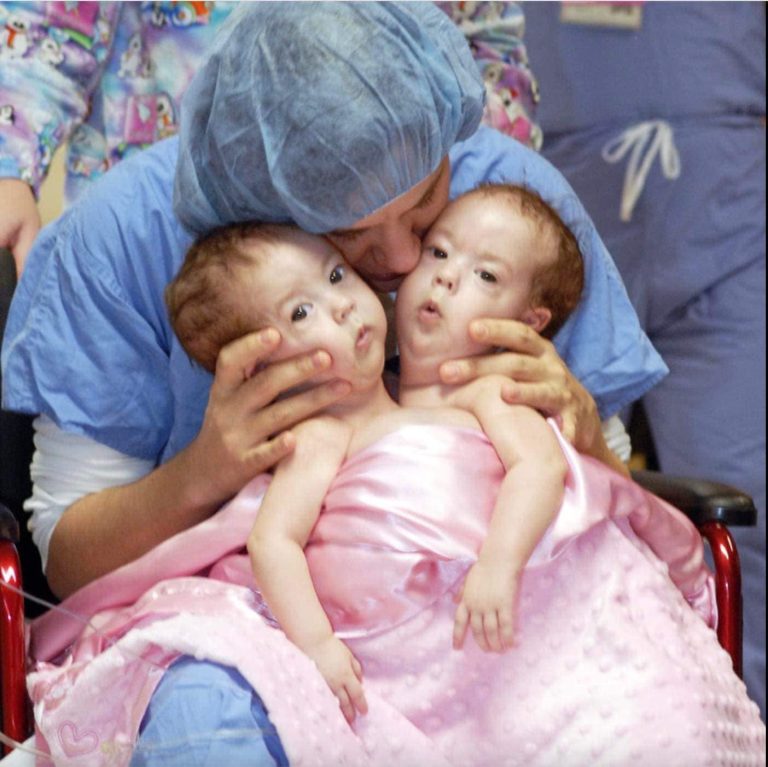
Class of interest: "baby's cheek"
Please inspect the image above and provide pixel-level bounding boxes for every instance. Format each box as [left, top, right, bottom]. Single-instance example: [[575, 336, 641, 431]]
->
[[467, 341, 497, 360]]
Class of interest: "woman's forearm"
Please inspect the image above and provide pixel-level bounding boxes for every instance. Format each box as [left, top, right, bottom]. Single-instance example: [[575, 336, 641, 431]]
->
[[46, 446, 222, 598]]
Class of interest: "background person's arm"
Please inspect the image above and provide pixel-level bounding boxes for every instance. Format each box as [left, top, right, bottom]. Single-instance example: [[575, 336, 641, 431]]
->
[[0, 3, 120, 272], [0, 179, 41, 273]]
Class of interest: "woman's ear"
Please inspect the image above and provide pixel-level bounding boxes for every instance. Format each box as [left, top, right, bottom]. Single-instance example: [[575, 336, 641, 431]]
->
[[521, 306, 552, 334]]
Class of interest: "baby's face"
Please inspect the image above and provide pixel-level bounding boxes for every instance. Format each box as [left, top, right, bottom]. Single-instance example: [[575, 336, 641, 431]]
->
[[244, 233, 388, 390], [395, 193, 548, 365]]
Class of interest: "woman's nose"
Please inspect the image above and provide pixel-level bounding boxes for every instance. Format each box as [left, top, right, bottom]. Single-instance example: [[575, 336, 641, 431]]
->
[[372, 225, 421, 274]]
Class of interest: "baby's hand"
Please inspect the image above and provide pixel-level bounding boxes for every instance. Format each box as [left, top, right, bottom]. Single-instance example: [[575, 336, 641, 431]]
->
[[453, 560, 521, 653], [306, 636, 368, 723]]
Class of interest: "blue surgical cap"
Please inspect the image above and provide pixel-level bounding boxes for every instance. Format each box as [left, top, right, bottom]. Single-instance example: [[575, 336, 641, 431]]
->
[[174, 1, 484, 235]]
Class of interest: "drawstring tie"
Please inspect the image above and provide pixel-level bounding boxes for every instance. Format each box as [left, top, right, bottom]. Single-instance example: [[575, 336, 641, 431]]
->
[[601, 119, 681, 222]]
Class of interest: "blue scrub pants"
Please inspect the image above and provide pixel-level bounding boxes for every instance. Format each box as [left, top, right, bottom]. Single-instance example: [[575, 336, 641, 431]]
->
[[130, 657, 289, 766], [539, 120, 766, 719]]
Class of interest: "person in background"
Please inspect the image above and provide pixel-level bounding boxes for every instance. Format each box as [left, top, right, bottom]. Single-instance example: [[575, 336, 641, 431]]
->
[[437, 2, 542, 151], [523, 1, 766, 719], [0, 0, 236, 273]]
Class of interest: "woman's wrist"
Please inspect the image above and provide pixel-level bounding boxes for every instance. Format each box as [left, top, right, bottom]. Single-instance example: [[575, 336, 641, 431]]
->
[[587, 426, 630, 477], [163, 442, 231, 519]]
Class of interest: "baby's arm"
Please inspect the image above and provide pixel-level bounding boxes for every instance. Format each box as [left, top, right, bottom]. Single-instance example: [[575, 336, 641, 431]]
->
[[248, 417, 368, 722], [452, 377, 567, 653]]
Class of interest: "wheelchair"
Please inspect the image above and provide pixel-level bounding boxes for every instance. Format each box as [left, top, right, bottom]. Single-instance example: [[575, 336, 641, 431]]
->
[[0, 246, 759, 753]]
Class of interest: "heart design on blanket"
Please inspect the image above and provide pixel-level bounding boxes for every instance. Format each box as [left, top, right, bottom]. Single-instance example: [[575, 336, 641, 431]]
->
[[58, 721, 100, 756]]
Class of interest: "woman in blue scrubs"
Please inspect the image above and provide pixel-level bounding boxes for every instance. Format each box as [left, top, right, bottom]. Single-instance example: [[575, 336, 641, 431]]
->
[[2, 3, 666, 763]]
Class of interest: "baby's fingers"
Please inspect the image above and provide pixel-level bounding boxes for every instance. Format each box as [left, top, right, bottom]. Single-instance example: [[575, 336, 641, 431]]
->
[[453, 602, 470, 649], [352, 656, 364, 682], [498, 606, 516, 650], [482, 611, 503, 654], [348, 677, 368, 717], [336, 687, 356, 724], [470, 610, 490, 653]]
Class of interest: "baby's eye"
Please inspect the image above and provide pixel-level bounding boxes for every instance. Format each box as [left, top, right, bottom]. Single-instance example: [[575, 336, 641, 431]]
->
[[477, 269, 497, 283], [329, 265, 346, 284], [429, 246, 448, 260], [291, 303, 312, 322]]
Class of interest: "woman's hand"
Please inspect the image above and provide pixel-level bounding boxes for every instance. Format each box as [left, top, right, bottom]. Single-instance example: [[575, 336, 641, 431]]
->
[[181, 329, 351, 509], [46, 328, 351, 597], [439, 319, 602, 456]]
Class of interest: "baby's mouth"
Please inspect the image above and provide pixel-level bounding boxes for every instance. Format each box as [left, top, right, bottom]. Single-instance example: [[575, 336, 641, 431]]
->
[[419, 298, 442, 320], [356, 325, 372, 350]]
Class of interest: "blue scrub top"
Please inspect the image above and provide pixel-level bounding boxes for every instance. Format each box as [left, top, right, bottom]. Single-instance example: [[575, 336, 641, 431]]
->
[[2, 129, 666, 464]]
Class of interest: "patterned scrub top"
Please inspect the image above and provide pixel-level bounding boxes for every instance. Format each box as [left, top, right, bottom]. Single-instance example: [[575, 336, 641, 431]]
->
[[0, 2, 541, 207], [0, 1, 236, 205]]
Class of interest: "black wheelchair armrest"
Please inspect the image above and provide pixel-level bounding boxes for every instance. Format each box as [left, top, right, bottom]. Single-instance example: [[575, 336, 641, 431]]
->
[[0, 503, 20, 543], [631, 470, 757, 527]]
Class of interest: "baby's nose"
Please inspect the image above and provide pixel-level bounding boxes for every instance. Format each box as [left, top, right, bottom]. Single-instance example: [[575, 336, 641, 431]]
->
[[434, 268, 457, 291], [334, 295, 356, 322]]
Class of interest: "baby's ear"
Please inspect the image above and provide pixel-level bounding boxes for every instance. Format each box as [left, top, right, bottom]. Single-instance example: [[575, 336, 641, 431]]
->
[[521, 306, 552, 334]]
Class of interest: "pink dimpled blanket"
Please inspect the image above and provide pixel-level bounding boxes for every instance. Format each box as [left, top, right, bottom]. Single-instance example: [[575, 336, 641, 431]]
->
[[28, 424, 765, 765]]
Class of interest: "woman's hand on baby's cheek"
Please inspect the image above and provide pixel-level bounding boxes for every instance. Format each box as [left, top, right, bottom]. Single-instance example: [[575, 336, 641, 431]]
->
[[186, 329, 351, 506], [439, 319, 549, 385], [439, 318, 601, 454]]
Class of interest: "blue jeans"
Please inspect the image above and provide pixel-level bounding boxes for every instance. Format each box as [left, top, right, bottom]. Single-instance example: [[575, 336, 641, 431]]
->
[[130, 657, 288, 766]]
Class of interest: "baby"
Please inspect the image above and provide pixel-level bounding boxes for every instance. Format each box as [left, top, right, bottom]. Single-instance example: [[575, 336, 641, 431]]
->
[[165, 184, 585, 722], [396, 182, 594, 654]]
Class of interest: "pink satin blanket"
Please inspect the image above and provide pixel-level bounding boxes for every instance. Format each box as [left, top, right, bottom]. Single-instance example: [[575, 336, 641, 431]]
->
[[28, 424, 765, 765]]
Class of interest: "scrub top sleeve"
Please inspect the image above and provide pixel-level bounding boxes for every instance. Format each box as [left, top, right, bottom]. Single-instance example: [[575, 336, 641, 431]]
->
[[2, 139, 188, 462], [0, 2, 120, 194], [3, 216, 171, 461], [448, 127, 668, 419]]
